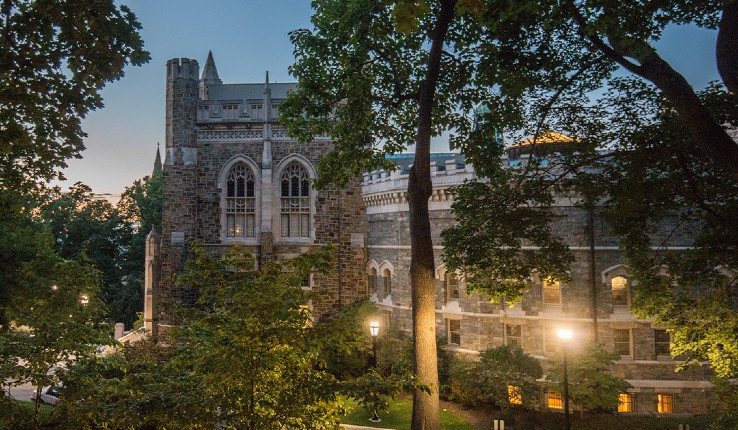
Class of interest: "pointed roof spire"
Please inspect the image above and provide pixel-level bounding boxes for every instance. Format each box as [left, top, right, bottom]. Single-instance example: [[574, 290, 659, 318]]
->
[[201, 50, 222, 85], [153, 142, 162, 176], [264, 71, 272, 122]]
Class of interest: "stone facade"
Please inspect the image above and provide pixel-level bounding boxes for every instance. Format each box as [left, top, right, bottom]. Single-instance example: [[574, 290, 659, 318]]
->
[[149, 54, 367, 326], [149, 53, 712, 416], [363, 153, 712, 415]]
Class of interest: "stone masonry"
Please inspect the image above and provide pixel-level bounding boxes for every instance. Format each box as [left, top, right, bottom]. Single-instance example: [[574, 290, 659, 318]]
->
[[149, 53, 367, 327]]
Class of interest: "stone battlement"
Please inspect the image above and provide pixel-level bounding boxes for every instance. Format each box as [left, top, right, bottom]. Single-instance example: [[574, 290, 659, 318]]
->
[[167, 58, 200, 81]]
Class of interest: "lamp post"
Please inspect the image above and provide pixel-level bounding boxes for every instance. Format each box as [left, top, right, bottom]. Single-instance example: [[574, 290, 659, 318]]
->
[[369, 321, 380, 422], [557, 328, 573, 430], [369, 321, 379, 367]]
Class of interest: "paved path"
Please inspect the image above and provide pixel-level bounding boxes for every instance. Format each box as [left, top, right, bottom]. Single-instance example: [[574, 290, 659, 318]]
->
[[341, 425, 394, 430], [5, 382, 34, 401]]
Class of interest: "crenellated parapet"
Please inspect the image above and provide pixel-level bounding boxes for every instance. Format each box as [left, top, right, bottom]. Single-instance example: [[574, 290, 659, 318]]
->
[[361, 155, 475, 214], [166, 58, 200, 81]]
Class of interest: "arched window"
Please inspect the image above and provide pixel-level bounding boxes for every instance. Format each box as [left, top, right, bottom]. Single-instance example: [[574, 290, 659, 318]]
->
[[368, 267, 377, 295], [280, 162, 310, 238], [225, 163, 255, 237], [542, 278, 561, 305], [383, 268, 392, 297], [611, 276, 629, 306]]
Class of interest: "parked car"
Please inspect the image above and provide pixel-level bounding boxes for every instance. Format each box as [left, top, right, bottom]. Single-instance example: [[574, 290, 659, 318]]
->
[[31, 386, 61, 406]]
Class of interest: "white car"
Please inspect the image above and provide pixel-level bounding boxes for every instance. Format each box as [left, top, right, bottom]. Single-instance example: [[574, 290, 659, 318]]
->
[[30, 386, 61, 406]]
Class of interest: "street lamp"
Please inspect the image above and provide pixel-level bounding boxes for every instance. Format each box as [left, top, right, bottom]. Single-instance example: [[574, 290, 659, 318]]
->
[[369, 321, 380, 422], [557, 328, 573, 430], [369, 321, 379, 367]]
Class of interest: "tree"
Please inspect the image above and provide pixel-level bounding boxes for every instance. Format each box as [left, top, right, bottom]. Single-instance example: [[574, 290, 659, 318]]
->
[[0, 0, 149, 191], [476, 346, 543, 410], [61, 243, 344, 429], [0, 0, 148, 331], [443, 3, 738, 377], [38, 183, 131, 321], [546, 343, 630, 413], [283, 1, 491, 427], [0, 234, 109, 429]]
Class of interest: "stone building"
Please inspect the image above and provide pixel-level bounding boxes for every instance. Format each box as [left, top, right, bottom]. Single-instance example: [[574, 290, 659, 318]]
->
[[363, 147, 712, 415], [144, 53, 367, 333], [146, 53, 711, 415]]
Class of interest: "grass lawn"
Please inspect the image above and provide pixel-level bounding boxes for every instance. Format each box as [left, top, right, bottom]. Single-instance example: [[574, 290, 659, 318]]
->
[[341, 397, 476, 429], [16, 400, 55, 425]]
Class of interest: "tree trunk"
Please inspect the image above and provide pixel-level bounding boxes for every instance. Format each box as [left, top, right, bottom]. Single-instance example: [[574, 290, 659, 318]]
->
[[633, 49, 738, 183], [410, 1, 455, 429], [718, 2, 738, 95]]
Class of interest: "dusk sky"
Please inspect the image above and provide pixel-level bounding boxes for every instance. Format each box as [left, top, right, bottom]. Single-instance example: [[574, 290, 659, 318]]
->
[[57, 0, 721, 201]]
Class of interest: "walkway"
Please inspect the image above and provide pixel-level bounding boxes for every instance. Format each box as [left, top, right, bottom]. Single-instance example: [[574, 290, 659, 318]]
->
[[342, 424, 394, 430]]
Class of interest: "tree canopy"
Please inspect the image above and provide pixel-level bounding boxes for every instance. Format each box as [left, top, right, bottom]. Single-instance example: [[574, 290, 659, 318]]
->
[[284, 1, 491, 426], [0, 0, 149, 191], [443, 1, 738, 377]]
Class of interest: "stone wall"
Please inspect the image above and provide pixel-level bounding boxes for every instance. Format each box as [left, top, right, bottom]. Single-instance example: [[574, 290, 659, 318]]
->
[[363, 163, 712, 415]]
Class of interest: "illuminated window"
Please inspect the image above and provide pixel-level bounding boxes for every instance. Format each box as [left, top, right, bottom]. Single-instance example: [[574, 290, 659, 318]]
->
[[446, 272, 459, 301], [657, 393, 673, 414], [226, 163, 255, 237], [655, 329, 671, 357], [508, 385, 523, 405], [448, 319, 461, 346], [614, 329, 632, 357], [505, 324, 522, 349], [547, 390, 563, 409], [368, 267, 377, 295], [383, 269, 392, 297], [612, 276, 628, 306], [618, 393, 633, 413], [542, 279, 561, 305], [280, 162, 310, 238]]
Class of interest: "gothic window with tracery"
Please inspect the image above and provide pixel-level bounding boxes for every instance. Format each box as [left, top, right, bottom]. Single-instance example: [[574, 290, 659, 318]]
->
[[281, 162, 310, 238], [226, 163, 255, 237]]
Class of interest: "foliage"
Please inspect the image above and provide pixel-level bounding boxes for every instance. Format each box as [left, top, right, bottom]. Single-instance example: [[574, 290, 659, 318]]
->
[[58, 339, 212, 430], [61, 243, 345, 429], [314, 300, 378, 380], [442, 1, 738, 377], [38, 183, 132, 322], [546, 343, 630, 413], [445, 354, 483, 407], [282, 0, 493, 188], [376, 326, 414, 378], [0, 0, 149, 191], [709, 378, 738, 430], [443, 174, 574, 304], [0, 234, 109, 429], [284, 1, 495, 427], [341, 370, 418, 419], [443, 346, 542, 410], [476, 346, 543, 410]]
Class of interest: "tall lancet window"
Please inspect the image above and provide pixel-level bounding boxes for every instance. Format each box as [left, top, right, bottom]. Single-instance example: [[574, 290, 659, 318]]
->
[[226, 163, 255, 237], [281, 162, 310, 238]]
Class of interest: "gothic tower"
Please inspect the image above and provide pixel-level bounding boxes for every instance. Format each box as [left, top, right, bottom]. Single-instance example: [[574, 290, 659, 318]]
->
[[153, 53, 367, 329]]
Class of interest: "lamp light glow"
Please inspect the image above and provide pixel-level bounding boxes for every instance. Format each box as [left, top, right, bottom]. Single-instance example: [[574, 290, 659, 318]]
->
[[369, 321, 380, 337], [557, 328, 573, 340]]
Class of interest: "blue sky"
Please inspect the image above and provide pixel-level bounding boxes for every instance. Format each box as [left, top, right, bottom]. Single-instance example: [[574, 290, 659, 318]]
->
[[58, 1, 720, 199]]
